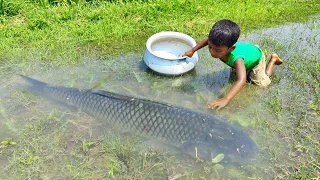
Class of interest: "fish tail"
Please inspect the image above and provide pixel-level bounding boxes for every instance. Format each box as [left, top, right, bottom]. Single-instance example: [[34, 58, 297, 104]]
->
[[19, 75, 47, 94]]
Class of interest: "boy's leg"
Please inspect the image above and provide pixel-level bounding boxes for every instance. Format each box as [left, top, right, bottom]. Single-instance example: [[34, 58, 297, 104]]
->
[[265, 53, 283, 77], [249, 54, 271, 87]]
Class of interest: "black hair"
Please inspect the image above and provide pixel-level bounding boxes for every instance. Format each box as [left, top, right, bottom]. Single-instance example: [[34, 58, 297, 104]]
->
[[208, 19, 240, 48]]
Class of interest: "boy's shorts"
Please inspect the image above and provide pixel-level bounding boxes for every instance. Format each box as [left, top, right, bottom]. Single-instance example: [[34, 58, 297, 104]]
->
[[248, 53, 271, 87]]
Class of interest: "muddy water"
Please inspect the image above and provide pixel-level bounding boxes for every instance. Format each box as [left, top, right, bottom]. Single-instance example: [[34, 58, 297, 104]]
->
[[0, 16, 319, 178]]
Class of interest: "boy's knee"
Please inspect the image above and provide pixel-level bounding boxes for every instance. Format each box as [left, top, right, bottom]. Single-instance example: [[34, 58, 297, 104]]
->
[[259, 79, 271, 87], [249, 72, 271, 87]]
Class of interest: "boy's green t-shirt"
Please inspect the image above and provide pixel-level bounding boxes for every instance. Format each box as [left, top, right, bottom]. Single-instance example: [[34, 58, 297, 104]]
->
[[221, 42, 262, 71]]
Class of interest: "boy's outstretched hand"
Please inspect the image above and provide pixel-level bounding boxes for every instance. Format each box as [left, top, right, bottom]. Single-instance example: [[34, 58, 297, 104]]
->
[[183, 50, 195, 57], [207, 97, 230, 110]]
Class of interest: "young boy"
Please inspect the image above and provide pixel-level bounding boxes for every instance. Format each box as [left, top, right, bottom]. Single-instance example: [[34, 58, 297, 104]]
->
[[184, 19, 283, 110]]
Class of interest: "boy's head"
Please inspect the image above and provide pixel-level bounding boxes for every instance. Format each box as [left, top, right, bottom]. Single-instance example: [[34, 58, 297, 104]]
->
[[208, 19, 240, 58]]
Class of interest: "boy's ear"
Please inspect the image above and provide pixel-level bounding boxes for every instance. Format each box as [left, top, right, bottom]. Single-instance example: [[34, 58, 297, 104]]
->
[[229, 45, 236, 51]]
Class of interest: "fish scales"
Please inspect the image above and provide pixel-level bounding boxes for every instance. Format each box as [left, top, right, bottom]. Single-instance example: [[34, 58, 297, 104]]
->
[[21, 75, 257, 161], [34, 84, 205, 143]]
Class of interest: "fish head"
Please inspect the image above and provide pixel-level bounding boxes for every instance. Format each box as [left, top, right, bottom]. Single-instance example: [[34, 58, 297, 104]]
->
[[181, 121, 258, 163]]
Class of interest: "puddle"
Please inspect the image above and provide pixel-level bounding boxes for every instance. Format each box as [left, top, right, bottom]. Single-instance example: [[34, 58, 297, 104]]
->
[[0, 16, 319, 179]]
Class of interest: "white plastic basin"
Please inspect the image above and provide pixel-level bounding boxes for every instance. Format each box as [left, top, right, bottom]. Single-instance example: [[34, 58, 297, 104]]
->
[[143, 32, 198, 75]]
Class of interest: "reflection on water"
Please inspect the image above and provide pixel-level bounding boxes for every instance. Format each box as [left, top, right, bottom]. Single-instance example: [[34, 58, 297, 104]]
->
[[0, 16, 319, 178]]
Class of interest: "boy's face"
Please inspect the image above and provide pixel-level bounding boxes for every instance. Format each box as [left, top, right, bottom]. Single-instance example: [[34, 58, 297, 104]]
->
[[208, 41, 234, 59]]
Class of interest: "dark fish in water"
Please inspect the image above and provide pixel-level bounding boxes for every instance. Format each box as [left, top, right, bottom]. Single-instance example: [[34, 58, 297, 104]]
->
[[20, 75, 257, 162]]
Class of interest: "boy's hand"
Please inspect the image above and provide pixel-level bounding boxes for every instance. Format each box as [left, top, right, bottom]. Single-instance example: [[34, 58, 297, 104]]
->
[[183, 50, 195, 57], [207, 58, 246, 110], [207, 97, 230, 110]]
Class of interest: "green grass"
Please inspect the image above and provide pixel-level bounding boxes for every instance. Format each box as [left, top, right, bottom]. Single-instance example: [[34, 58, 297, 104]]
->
[[0, 0, 319, 66]]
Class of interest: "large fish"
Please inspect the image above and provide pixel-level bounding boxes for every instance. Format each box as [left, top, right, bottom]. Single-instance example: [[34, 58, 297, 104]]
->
[[20, 75, 257, 162]]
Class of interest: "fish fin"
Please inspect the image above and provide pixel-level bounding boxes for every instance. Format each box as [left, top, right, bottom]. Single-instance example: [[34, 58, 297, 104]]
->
[[92, 90, 136, 101], [92, 90, 173, 107]]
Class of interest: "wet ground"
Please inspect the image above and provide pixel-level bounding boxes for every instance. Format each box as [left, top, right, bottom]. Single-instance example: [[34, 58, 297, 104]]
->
[[0, 16, 319, 179]]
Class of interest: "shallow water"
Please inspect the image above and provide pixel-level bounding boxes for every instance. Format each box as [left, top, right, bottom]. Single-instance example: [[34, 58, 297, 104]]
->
[[0, 16, 319, 179]]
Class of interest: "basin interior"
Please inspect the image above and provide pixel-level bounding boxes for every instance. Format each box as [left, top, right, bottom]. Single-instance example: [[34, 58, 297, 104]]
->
[[150, 37, 193, 59]]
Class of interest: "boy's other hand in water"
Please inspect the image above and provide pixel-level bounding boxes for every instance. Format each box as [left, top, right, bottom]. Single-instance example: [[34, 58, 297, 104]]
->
[[207, 97, 230, 110], [183, 49, 195, 57]]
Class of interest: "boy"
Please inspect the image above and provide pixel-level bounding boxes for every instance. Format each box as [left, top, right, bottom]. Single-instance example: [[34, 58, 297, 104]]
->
[[184, 19, 283, 110]]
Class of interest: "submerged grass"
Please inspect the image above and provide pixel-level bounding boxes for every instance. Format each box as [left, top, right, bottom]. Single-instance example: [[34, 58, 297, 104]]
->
[[243, 18, 320, 179], [0, 91, 177, 179]]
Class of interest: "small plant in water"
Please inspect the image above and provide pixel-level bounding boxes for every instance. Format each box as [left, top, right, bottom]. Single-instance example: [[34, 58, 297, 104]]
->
[[211, 153, 225, 177], [17, 148, 39, 165], [1, 138, 17, 147], [106, 159, 119, 177], [81, 139, 95, 154]]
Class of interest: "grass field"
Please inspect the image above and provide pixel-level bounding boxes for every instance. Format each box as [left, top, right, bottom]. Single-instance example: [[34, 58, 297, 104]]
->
[[1, 0, 319, 66], [0, 0, 319, 179]]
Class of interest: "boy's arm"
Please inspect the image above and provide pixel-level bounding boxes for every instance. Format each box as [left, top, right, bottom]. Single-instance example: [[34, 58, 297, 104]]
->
[[183, 37, 209, 57], [208, 58, 247, 110]]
